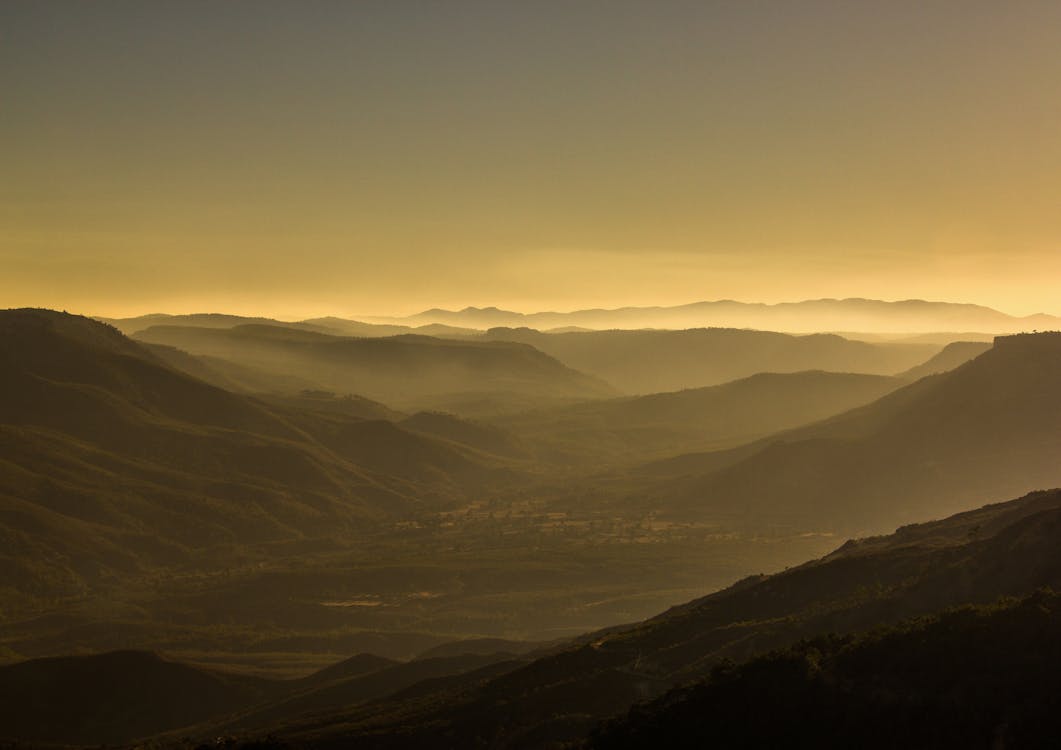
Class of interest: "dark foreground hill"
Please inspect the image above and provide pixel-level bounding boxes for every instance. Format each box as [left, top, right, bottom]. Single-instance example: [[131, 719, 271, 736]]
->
[[134, 324, 616, 413], [4, 488, 1061, 748], [589, 589, 1061, 749], [649, 332, 1061, 531], [200, 488, 1061, 748], [479, 327, 935, 393], [0, 650, 273, 745]]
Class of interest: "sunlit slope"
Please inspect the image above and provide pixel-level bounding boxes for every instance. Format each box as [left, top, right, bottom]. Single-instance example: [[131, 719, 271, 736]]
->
[[134, 324, 616, 411], [0, 310, 505, 608], [496, 371, 902, 461], [654, 333, 1061, 530], [896, 339, 992, 380], [479, 327, 936, 393]]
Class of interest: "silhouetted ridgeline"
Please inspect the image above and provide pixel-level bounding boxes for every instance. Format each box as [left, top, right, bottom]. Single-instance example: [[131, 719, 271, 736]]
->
[[588, 589, 1061, 749], [376, 298, 1061, 334]]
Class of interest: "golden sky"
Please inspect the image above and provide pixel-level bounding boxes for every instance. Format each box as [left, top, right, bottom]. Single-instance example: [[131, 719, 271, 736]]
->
[[2, 1, 1060, 318]]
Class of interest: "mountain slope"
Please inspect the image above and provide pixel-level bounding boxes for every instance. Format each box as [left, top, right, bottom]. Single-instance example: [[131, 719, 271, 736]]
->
[[479, 327, 934, 393], [896, 339, 992, 380], [248, 488, 1061, 748], [0, 309, 503, 611], [134, 324, 616, 413], [0, 650, 273, 745], [653, 332, 1061, 530], [589, 590, 1061, 749], [495, 371, 902, 461]]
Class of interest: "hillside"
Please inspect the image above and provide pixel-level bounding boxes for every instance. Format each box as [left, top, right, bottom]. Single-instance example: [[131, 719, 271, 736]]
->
[[0, 650, 273, 745], [478, 327, 935, 394], [235, 488, 1061, 748], [589, 590, 1061, 749], [133, 324, 616, 413], [650, 332, 1061, 531], [495, 371, 902, 461], [0, 310, 504, 615], [896, 339, 992, 380]]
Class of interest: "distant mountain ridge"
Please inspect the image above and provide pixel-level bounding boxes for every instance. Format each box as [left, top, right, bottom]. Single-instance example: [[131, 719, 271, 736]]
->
[[375, 298, 1061, 334]]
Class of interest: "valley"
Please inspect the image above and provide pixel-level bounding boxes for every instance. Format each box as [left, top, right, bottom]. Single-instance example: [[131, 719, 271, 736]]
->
[[1, 307, 1058, 748]]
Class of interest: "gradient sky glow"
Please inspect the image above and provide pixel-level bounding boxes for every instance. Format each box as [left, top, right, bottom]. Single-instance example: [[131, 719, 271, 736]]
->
[[3, 1, 1060, 318]]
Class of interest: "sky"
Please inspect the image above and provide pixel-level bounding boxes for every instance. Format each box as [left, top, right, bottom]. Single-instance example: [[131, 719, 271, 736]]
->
[[2, 1, 1060, 318]]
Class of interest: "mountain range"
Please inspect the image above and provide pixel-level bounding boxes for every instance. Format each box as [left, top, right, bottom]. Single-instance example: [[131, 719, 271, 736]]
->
[[4, 306, 1061, 748], [370, 298, 1061, 334]]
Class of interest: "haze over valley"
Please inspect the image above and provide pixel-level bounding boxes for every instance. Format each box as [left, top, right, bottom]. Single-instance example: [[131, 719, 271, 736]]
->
[[4, 2, 1061, 747]]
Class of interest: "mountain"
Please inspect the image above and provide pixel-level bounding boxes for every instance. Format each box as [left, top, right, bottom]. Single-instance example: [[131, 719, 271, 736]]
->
[[479, 327, 935, 394], [300, 317, 479, 338], [896, 339, 992, 380], [400, 411, 529, 459], [589, 590, 1061, 749], [232, 488, 1061, 748], [0, 650, 274, 745], [374, 298, 1061, 334], [0, 309, 505, 614], [98, 312, 338, 337], [495, 371, 903, 462], [133, 324, 616, 413], [649, 332, 1061, 531]]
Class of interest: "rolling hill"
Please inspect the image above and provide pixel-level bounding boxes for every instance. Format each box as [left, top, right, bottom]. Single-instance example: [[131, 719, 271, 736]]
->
[[478, 327, 936, 394], [896, 339, 992, 380], [647, 332, 1061, 531], [228, 488, 1061, 748], [495, 371, 903, 462], [133, 324, 616, 413], [0, 309, 507, 613]]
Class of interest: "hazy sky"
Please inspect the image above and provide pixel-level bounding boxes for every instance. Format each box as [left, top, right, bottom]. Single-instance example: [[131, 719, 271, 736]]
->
[[3, 1, 1060, 318]]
